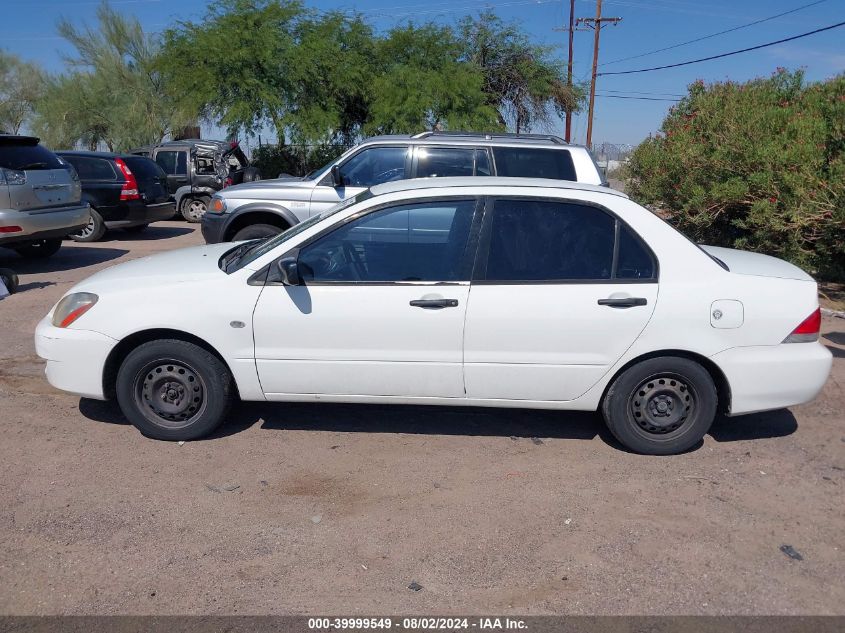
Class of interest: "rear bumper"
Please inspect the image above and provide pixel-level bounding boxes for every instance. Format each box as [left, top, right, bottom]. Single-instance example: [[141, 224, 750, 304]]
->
[[101, 200, 176, 228], [200, 212, 228, 244], [35, 316, 117, 400], [712, 342, 833, 415], [0, 204, 90, 247]]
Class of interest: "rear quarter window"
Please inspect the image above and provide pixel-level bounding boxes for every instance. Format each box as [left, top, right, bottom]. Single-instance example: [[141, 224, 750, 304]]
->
[[0, 143, 63, 171], [123, 156, 166, 179], [62, 156, 117, 181], [492, 147, 577, 181]]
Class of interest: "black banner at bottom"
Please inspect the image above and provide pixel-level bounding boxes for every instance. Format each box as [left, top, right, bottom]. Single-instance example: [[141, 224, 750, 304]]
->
[[1, 616, 843, 633]]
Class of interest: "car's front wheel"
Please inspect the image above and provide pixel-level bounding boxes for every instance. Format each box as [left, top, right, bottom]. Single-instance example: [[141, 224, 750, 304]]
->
[[601, 356, 717, 455], [232, 223, 285, 242], [115, 339, 234, 441]]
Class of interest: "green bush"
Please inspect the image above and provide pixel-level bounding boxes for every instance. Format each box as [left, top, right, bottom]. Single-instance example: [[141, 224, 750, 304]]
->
[[627, 69, 845, 281], [252, 143, 349, 179]]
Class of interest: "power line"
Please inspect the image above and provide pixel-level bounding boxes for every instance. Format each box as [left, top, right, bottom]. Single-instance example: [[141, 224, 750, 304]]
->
[[595, 93, 681, 101], [600, 88, 686, 97], [598, 20, 845, 76], [601, 0, 831, 66]]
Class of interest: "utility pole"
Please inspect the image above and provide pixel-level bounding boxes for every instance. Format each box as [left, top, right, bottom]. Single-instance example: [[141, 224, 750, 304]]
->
[[565, 0, 575, 142], [577, 1, 621, 149]]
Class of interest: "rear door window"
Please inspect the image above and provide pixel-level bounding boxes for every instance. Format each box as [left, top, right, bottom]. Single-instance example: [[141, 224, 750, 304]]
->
[[0, 143, 63, 171], [155, 150, 188, 175], [122, 156, 166, 180], [62, 156, 117, 181], [415, 147, 476, 178], [492, 147, 577, 181]]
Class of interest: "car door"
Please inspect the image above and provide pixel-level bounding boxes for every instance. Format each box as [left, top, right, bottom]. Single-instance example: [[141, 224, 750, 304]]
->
[[252, 197, 481, 399], [154, 149, 189, 195], [463, 197, 658, 402], [308, 145, 410, 217]]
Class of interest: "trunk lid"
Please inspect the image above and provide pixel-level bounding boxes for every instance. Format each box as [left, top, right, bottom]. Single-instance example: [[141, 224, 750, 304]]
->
[[700, 245, 814, 282]]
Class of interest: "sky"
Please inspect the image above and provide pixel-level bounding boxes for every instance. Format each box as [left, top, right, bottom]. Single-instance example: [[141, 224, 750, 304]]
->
[[2, 0, 844, 147]]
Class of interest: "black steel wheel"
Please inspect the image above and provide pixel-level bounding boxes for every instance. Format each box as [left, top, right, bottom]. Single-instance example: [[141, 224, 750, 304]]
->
[[116, 339, 234, 440], [602, 356, 717, 455]]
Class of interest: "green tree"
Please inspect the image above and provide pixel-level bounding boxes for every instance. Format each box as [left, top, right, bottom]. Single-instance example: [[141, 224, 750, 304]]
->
[[458, 11, 584, 133], [627, 69, 845, 280], [33, 1, 189, 150], [365, 23, 501, 135], [0, 51, 44, 135], [160, 0, 305, 143]]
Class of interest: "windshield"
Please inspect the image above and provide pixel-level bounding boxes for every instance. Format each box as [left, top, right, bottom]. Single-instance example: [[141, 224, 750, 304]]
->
[[303, 158, 337, 181], [225, 189, 374, 272]]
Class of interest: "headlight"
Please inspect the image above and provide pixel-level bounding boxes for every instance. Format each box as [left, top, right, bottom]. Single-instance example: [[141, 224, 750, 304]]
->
[[52, 292, 98, 328], [208, 196, 227, 214]]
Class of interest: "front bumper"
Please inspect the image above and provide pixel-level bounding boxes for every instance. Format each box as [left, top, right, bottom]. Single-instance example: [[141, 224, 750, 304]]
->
[[0, 204, 91, 247], [711, 342, 833, 415], [35, 316, 118, 400], [200, 211, 227, 244]]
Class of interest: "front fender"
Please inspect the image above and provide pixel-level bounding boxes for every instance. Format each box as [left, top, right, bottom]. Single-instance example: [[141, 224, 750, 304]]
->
[[226, 202, 301, 229]]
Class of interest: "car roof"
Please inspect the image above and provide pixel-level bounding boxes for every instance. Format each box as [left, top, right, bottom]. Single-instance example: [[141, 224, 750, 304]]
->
[[0, 134, 40, 146], [369, 176, 628, 199], [360, 131, 589, 150], [57, 150, 153, 161]]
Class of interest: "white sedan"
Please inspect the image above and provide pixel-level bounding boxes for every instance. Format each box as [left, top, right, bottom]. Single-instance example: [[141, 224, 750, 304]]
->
[[35, 177, 832, 455]]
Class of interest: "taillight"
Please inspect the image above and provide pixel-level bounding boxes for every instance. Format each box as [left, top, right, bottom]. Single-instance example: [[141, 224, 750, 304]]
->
[[782, 308, 821, 343], [224, 176, 233, 187], [114, 158, 140, 201], [0, 226, 23, 233]]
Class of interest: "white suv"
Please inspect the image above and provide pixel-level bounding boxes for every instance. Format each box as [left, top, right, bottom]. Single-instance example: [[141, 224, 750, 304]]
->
[[201, 132, 607, 244], [37, 177, 831, 455]]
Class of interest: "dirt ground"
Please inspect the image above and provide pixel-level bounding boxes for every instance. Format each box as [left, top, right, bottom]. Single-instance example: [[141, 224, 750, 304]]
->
[[0, 222, 843, 616]]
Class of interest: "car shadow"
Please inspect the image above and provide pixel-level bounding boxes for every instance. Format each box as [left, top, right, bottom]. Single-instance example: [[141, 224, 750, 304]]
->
[[78, 398, 800, 451], [14, 280, 56, 293], [825, 345, 845, 359], [104, 226, 194, 241], [709, 408, 797, 442], [823, 331, 845, 345], [0, 246, 128, 273]]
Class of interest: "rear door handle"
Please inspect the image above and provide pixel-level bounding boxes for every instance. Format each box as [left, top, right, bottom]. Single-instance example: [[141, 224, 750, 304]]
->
[[598, 297, 648, 308], [410, 299, 459, 309]]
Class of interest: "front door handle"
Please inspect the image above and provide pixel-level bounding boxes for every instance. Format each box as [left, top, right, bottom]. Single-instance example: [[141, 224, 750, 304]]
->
[[598, 297, 648, 308], [410, 299, 459, 309]]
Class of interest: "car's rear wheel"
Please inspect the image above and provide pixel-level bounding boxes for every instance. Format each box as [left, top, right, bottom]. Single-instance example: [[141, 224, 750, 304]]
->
[[116, 339, 234, 441], [0, 268, 18, 294], [601, 356, 717, 455], [123, 224, 148, 234], [181, 196, 210, 223], [232, 223, 284, 242], [69, 208, 106, 242], [13, 238, 62, 259]]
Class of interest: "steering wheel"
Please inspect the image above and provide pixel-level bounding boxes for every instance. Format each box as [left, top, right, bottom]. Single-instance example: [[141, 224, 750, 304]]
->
[[372, 167, 404, 185]]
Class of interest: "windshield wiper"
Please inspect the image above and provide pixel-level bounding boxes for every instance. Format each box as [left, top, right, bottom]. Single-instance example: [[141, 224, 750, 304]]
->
[[223, 238, 265, 272]]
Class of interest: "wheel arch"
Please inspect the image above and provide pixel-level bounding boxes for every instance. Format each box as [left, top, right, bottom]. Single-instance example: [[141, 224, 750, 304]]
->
[[599, 349, 732, 414], [222, 206, 295, 241], [102, 328, 238, 401]]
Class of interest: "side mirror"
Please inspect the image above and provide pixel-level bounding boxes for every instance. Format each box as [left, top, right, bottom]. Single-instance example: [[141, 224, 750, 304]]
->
[[275, 257, 301, 286], [331, 164, 343, 187]]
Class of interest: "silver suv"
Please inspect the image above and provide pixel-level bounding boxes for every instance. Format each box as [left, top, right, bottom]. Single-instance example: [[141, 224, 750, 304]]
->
[[0, 135, 90, 258], [202, 131, 608, 243]]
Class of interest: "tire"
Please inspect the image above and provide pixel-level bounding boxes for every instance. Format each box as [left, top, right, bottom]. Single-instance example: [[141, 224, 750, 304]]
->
[[123, 224, 148, 234], [232, 223, 284, 242], [13, 238, 62, 259], [69, 208, 106, 242], [115, 339, 235, 441], [181, 196, 210, 223], [601, 356, 717, 455], [242, 166, 261, 183], [0, 268, 18, 294]]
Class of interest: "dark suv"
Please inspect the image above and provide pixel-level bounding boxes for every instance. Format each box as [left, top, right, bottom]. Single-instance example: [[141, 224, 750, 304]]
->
[[0, 135, 90, 258], [130, 140, 261, 223], [57, 152, 176, 242]]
